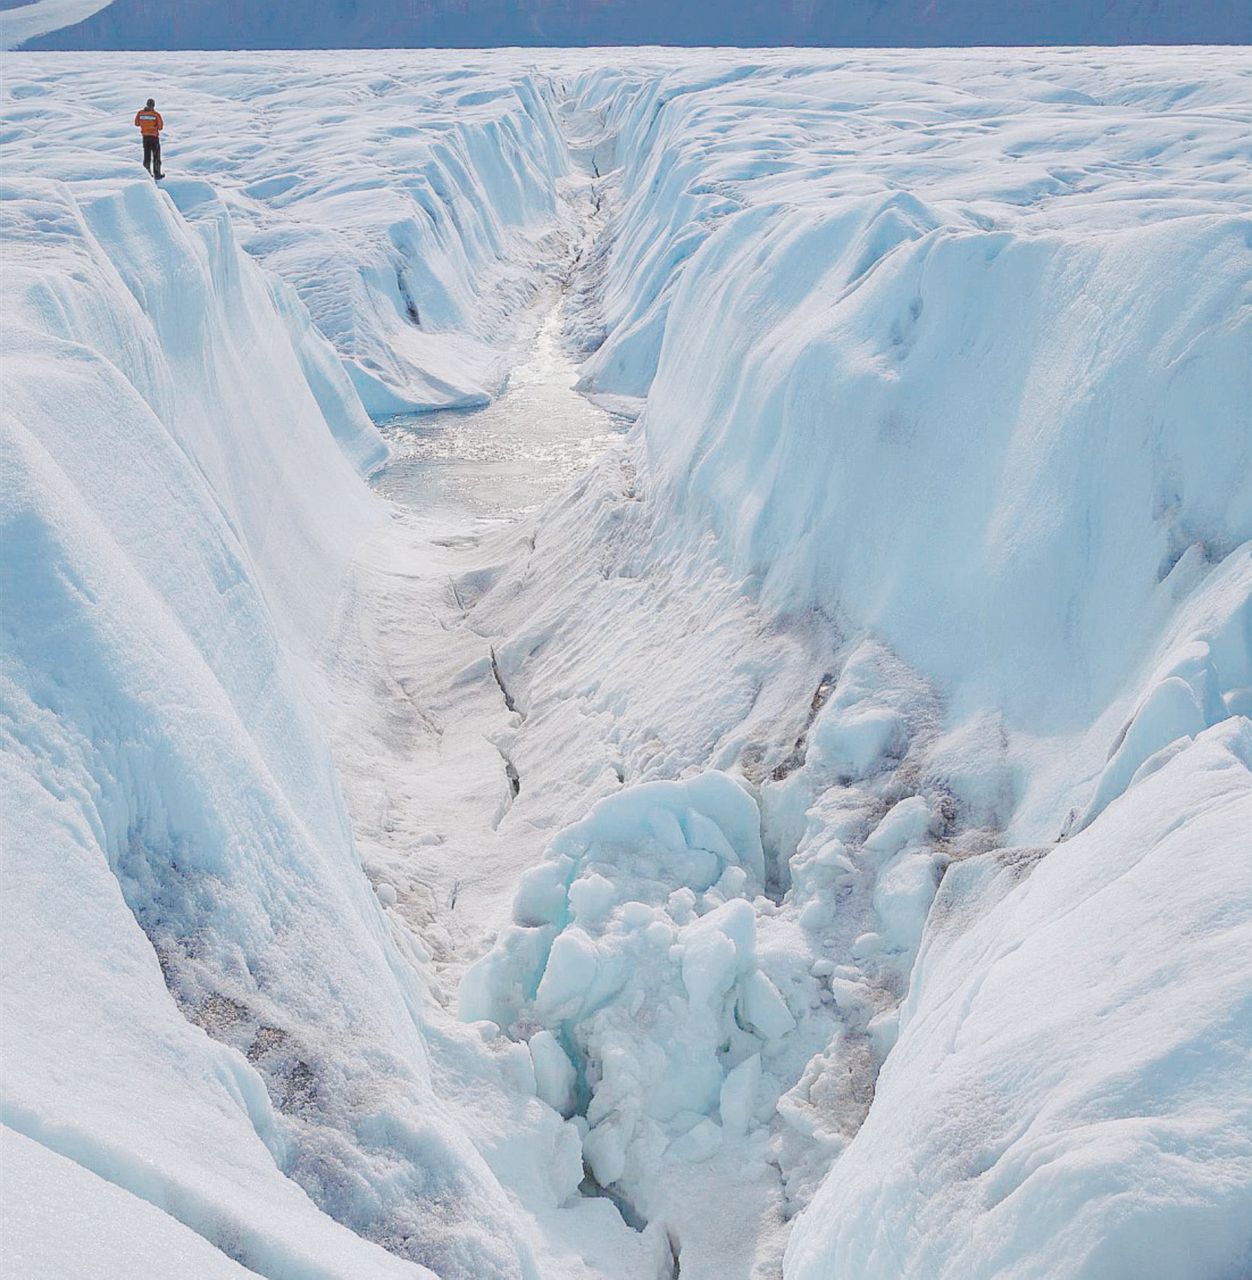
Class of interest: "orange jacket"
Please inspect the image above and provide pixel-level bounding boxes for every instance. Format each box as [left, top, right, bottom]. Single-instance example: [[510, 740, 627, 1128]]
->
[[135, 109, 163, 136]]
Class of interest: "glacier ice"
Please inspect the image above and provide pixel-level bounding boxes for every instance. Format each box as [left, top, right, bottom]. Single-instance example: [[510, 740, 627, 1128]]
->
[[3, 44, 1250, 1280]]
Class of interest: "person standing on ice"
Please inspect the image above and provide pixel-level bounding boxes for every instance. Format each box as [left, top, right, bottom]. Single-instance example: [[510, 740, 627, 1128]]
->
[[134, 99, 164, 180]]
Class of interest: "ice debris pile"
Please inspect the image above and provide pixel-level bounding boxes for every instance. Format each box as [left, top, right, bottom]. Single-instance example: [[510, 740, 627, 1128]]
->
[[461, 631, 970, 1232], [464, 774, 790, 1187]]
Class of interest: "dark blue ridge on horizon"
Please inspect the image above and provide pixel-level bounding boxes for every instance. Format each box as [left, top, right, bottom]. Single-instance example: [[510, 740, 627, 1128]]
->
[[23, 0, 1252, 50]]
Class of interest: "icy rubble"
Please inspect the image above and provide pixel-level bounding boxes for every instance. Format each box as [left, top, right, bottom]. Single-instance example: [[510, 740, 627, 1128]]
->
[[463, 774, 779, 1191], [463, 626, 966, 1232]]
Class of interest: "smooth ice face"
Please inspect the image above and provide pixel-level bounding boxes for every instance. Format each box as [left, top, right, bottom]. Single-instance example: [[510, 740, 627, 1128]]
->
[[785, 720, 1252, 1280]]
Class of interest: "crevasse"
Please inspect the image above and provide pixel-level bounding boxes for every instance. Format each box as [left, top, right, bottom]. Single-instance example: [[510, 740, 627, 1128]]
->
[[3, 48, 1250, 1280]]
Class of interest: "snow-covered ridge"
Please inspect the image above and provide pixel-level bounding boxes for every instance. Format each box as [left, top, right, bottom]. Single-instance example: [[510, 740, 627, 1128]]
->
[[1, 54, 574, 412]]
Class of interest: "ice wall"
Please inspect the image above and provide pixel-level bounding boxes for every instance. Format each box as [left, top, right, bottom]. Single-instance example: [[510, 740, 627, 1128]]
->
[[784, 715, 1252, 1280], [562, 53, 1252, 1277], [576, 51, 1252, 830], [0, 168, 567, 1276]]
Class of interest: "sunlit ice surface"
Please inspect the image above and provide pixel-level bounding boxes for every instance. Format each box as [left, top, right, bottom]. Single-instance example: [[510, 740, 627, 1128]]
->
[[373, 303, 625, 521]]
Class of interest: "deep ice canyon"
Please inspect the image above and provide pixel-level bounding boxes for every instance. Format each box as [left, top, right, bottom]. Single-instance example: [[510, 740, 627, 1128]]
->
[[2, 48, 1251, 1280]]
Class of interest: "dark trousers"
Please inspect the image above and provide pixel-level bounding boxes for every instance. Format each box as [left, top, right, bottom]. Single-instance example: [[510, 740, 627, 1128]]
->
[[143, 134, 162, 178]]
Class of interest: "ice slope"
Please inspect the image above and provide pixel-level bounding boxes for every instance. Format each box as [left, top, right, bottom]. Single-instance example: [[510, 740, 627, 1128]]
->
[[785, 716, 1252, 1280], [573, 48, 1252, 823], [0, 172, 440, 1277], [457, 49, 1252, 1276], [8, 0, 1251, 50], [0, 71, 652, 1277], [2, 1126, 259, 1280]]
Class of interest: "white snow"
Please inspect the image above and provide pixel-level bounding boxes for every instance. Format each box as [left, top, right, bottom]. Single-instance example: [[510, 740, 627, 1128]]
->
[[0, 0, 113, 51], [3, 44, 1250, 1280], [1, 1126, 258, 1280]]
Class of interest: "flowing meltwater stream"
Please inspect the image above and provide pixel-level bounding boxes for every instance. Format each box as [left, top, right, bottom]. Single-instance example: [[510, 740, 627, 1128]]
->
[[341, 280, 635, 964], [370, 297, 625, 521], [350, 279, 719, 1264]]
